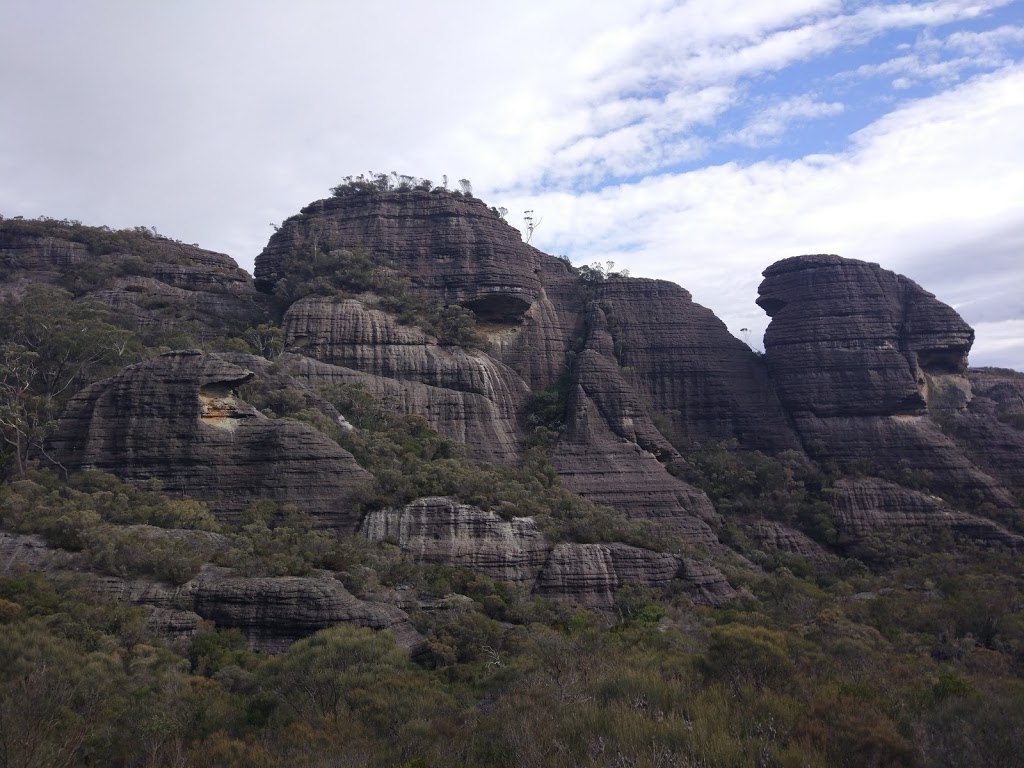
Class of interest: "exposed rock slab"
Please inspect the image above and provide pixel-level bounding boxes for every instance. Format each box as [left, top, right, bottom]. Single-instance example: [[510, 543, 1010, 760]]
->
[[591, 278, 798, 449], [831, 478, 1022, 548], [0, 224, 263, 338], [747, 520, 831, 561], [534, 542, 735, 608], [47, 351, 371, 528], [360, 497, 549, 584], [256, 189, 551, 318], [553, 384, 719, 545]]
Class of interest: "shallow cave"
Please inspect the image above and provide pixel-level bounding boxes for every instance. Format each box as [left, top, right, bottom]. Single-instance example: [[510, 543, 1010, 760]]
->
[[461, 293, 531, 325], [917, 346, 969, 375]]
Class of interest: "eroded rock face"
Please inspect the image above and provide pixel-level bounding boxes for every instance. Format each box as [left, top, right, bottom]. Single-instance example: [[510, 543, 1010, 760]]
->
[[830, 478, 1022, 548], [47, 351, 371, 527], [256, 189, 555, 322], [534, 542, 735, 608], [591, 278, 798, 449], [747, 520, 831, 562], [758, 254, 973, 418], [282, 297, 528, 463], [0, 226, 264, 338], [758, 255, 1020, 519], [553, 385, 719, 544], [361, 497, 549, 584], [359, 497, 735, 606]]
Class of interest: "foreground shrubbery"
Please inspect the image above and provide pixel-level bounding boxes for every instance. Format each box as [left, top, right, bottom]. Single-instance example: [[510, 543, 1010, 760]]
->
[[2, 540, 1023, 767]]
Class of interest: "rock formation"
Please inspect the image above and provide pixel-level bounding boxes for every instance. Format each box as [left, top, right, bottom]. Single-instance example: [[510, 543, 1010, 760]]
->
[[0, 221, 264, 338], [758, 254, 1020, 518], [47, 350, 371, 527], [534, 542, 735, 608]]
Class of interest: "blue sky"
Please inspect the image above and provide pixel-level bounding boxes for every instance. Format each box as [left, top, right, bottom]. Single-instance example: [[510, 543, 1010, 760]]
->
[[1, 0, 1022, 367]]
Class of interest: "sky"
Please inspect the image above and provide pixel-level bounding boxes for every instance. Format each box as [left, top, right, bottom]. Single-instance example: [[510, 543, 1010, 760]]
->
[[1, 0, 1022, 368]]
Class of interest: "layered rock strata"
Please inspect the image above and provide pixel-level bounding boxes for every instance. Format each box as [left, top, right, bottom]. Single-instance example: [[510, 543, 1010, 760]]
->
[[282, 297, 527, 462], [534, 542, 736, 608], [47, 351, 371, 527], [0, 532, 422, 653], [361, 497, 549, 584], [758, 254, 1019, 517], [830, 478, 1022, 548], [0, 224, 263, 338], [361, 497, 735, 606]]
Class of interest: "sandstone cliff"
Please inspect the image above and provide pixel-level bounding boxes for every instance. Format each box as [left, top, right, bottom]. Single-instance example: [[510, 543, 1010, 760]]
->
[[0, 220, 264, 339], [46, 350, 371, 527]]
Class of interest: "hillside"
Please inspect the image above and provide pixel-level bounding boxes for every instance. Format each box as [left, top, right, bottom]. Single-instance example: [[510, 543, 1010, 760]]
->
[[1, 184, 1022, 767]]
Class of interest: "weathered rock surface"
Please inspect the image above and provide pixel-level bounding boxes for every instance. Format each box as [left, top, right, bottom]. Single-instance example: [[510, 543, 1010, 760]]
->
[[830, 478, 1023, 548], [256, 189, 555, 323], [590, 278, 798, 449], [758, 255, 1020, 522], [947, 370, 1024, 491], [0, 224, 264, 338], [282, 297, 527, 462], [553, 384, 719, 544], [361, 497, 549, 584], [747, 520, 832, 561], [758, 254, 973, 418], [359, 497, 734, 606], [534, 542, 735, 608], [47, 351, 372, 527]]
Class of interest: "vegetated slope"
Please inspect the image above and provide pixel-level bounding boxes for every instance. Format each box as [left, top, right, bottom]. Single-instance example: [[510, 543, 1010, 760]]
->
[[1, 185, 1023, 767]]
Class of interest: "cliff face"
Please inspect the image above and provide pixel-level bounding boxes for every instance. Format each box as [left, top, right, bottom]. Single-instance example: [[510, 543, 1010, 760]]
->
[[0, 223, 264, 338], [758, 254, 974, 418], [47, 351, 371, 528], [757, 254, 1020, 520]]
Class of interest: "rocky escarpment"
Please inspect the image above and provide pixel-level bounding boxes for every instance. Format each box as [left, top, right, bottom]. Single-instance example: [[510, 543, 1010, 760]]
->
[[534, 542, 735, 608], [361, 497, 734, 607], [0, 532, 423, 653], [257, 189, 558, 325], [758, 254, 973, 418], [361, 497, 550, 585], [830, 478, 1023, 549], [758, 254, 1019, 516], [0, 221, 264, 338], [282, 296, 528, 463], [588, 278, 798, 450], [46, 351, 371, 527]]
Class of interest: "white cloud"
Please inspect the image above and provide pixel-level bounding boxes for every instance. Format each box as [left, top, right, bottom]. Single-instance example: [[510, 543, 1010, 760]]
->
[[726, 95, 845, 146]]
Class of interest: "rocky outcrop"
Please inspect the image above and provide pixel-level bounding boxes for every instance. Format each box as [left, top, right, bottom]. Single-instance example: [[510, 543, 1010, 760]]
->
[[361, 497, 549, 584], [758, 254, 973, 417], [747, 520, 831, 561], [47, 351, 372, 527], [0, 223, 264, 338], [256, 189, 558, 323], [282, 297, 528, 462], [534, 542, 735, 608], [590, 278, 798, 449], [947, 371, 1024, 491], [0, 532, 422, 653], [757, 255, 1019, 518], [359, 497, 734, 606], [830, 478, 1023, 548], [553, 384, 719, 544]]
